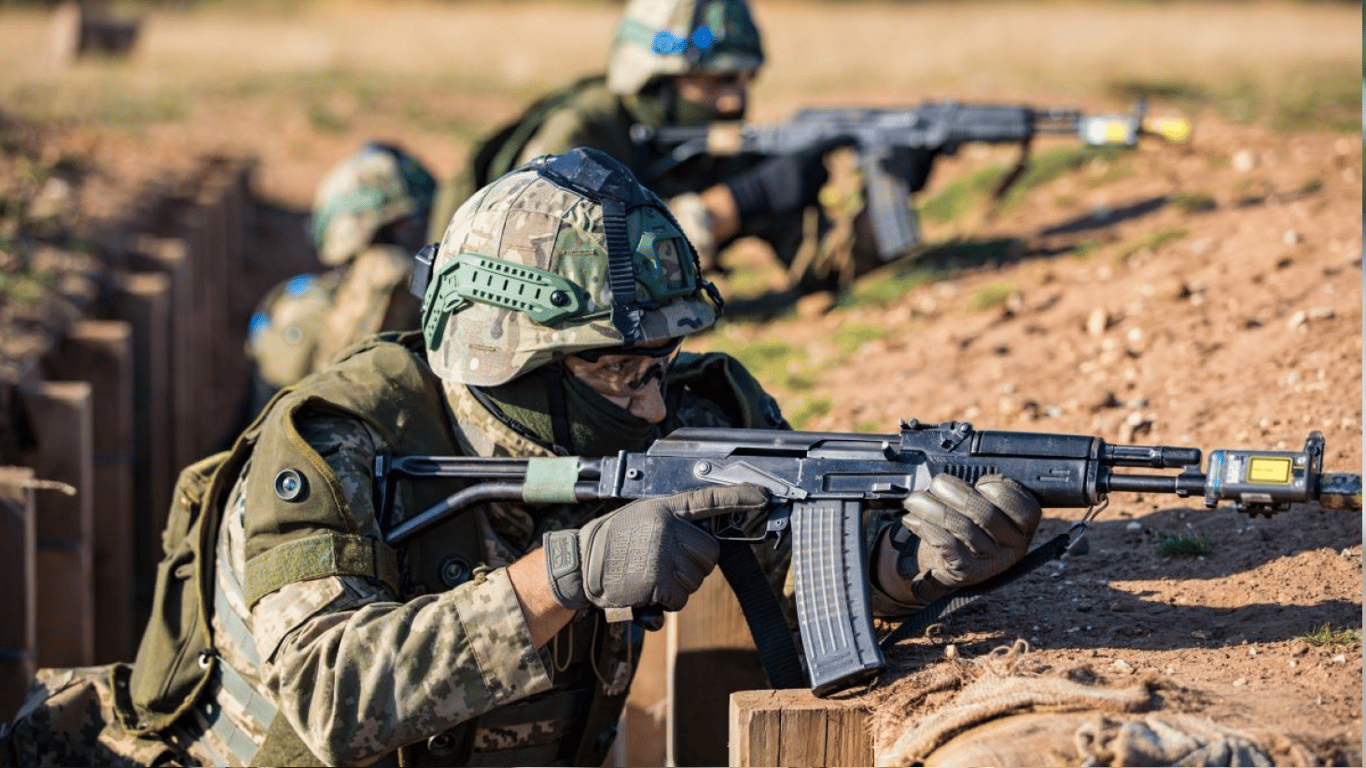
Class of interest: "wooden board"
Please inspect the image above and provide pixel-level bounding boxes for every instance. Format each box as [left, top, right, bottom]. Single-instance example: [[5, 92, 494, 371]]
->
[[729, 688, 872, 768], [21, 381, 94, 668], [44, 321, 136, 663], [0, 467, 36, 722]]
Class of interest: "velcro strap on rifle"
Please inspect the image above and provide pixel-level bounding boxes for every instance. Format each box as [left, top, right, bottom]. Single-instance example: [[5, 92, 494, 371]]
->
[[245, 532, 401, 608], [717, 540, 808, 689], [880, 532, 1072, 649]]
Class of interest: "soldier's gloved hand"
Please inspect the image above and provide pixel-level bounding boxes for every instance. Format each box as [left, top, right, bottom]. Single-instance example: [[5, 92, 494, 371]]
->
[[873, 474, 1042, 610], [723, 143, 837, 224], [543, 485, 769, 628]]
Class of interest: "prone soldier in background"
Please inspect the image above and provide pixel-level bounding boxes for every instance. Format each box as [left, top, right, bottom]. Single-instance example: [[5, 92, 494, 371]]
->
[[2, 148, 1042, 767], [245, 140, 436, 415], [430, 0, 871, 289]]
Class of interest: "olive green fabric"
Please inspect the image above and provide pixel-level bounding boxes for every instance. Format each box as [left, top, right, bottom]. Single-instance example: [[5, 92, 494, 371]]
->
[[244, 532, 400, 608], [428, 75, 616, 242], [127, 448, 252, 735]]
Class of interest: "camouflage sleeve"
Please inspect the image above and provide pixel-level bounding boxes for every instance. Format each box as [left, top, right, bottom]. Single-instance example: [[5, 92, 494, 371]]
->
[[252, 415, 552, 766]]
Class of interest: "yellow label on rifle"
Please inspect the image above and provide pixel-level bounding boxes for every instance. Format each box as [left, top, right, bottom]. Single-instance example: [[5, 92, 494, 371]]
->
[[1105, 120, 1131, 143], [1247, 456, 1292, 484]]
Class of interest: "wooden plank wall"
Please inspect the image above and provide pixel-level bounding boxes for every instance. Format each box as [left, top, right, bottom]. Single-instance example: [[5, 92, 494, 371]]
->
[[0, 156, 257, 714]]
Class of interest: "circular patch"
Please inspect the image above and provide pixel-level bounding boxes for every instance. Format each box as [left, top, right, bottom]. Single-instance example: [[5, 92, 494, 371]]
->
[[439, 556, 471, 588], [274, 468, 308, 502]]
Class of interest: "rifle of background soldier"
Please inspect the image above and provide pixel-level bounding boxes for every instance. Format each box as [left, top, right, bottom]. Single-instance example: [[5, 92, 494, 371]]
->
[[375, 420, 1360, 696], [629, 99, 1192, 261]]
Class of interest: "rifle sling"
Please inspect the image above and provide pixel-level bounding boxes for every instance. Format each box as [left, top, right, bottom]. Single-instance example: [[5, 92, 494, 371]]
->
[[717, 540, 809, 690], [880, 531, 1072, 648]]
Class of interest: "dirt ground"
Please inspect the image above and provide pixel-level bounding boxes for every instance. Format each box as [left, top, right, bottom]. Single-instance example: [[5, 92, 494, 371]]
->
[[0, 0, 1359, 765]]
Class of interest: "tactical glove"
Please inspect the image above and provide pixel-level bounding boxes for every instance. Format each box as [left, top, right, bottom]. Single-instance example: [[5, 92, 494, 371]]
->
[[543, 485, 769, 627], [723, 143, 836, 225], [874, 473, 1042, 610]]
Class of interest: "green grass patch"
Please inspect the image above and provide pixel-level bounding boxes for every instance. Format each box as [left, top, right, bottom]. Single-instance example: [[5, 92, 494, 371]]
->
[[919, 164, 1008, 224], [1106, 66, 1360, 133], [1295, 177, 1324, 197], [831, 321, 887, 355], [841, 262, 949, 309], [1069, 239, 1105, 260], [1155, 531, 1214, 559], [696, 332, 811, 392], [1296, 623, 1362, 648], [788, 397, 832, 430], [1114, 226, 1187, 263], [1171, 191, 1217, 214], [968, 284, 1015, 312]]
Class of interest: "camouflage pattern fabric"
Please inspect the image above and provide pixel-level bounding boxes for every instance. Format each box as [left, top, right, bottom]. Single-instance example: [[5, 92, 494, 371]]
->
[[3, 665, 182, 767], [246, 244, 422, 410], [310, 244, 422, 370], [312, 143, 436, 267], [427, 158, 720, 387], [605, 0, 765, 95]]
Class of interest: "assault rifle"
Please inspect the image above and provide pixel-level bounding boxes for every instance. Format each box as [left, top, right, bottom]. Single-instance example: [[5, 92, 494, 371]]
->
[[376, 421, 1359, 696], [630, 100, 1192, 261]]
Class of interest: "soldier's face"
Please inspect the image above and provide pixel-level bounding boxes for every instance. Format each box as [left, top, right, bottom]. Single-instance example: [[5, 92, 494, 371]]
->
[[564, 338, 681, 424], [672, 71, 752, 120]]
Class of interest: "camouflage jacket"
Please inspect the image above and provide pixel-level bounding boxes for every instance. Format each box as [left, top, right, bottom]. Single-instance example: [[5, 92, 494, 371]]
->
[[167, 334, 805, 767], [430, 76, 805, 273]]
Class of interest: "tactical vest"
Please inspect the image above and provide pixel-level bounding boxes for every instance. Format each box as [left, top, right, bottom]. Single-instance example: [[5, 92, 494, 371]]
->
[[126, 332, 641, 767], [429, 75, 622, 242]]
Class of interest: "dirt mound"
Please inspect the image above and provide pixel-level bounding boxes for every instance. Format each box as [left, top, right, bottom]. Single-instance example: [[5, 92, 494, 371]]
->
[[706, 111, 1362, 757]]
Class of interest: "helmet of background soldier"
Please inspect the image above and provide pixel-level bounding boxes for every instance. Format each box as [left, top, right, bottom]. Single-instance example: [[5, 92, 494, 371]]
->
[[420, 147, 723, 387], [311, 141, 437, 267], [606, 0, 764, 96]]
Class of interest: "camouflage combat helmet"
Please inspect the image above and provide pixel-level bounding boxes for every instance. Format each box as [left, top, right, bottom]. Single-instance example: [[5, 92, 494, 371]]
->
[[606, 0, 764, 95], [417, 147, 723, 387], [311, 141, 437, 266]]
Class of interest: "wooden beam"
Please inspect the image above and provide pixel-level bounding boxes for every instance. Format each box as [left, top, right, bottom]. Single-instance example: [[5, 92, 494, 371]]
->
[[109, 272, 172, 610], [729, 689, 873, 768], [44, 320, 136, 663], [21, 381, 94, 668], [0, 467, 36, 722]]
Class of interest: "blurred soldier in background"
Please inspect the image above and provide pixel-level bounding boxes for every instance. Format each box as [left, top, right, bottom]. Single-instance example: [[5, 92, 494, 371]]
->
[[246, 141, 436, 413], [2, 148, 1041, 767], [430, 0, 870, 289]]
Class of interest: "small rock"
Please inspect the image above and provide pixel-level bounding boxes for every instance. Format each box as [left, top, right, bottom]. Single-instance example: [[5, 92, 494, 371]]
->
[[1165, 665, 1176, 675], [1283, 229, 1302, 245], [1191, 630, 1209, 640], [1331, 654, 1347, 664], [1248, 647, 1258, 657], [944, 644, 958, 660], [1086, 308, 1109, 337], [1232, 149, 1256, 172], [1289, 659, 1298, 668], [1125, 521, 1143, 532], [1111, 659, 1132, 673], [1287, 310, 1308, 329], [1232, 677, 1248, 687], [1308, 306, 1336, 321], [1290, 641, 1309, 656]]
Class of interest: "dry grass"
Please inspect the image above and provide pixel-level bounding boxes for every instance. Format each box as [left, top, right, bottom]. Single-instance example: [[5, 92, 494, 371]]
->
[[0, 0, 1354, 203]]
